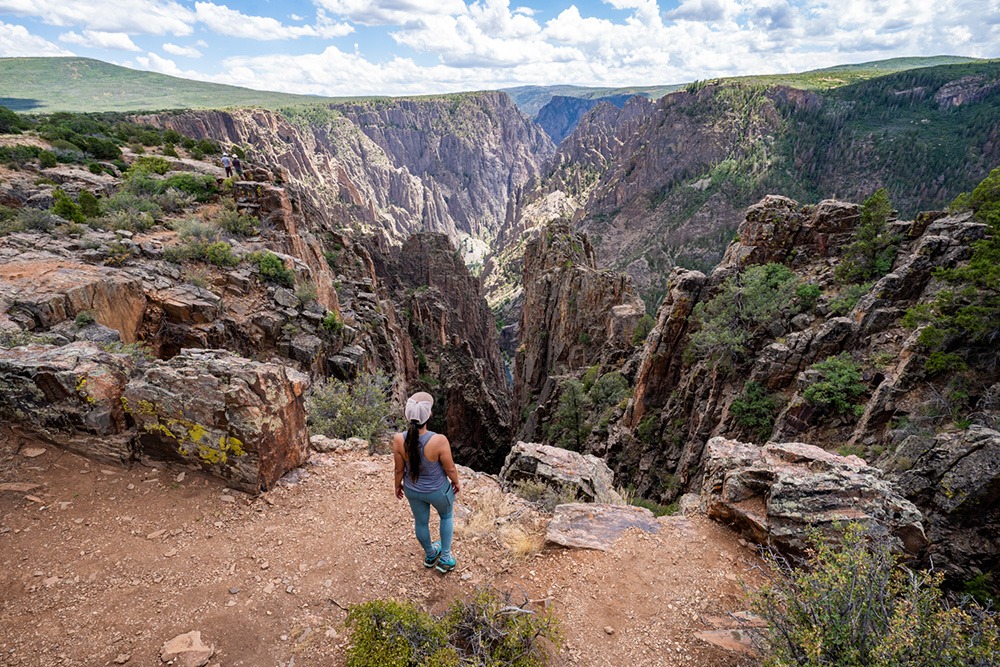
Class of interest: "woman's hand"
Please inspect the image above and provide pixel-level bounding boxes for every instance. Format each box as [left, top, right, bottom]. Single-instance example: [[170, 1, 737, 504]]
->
[[451, 478, 461, 495], [395, 483, 404, 500]]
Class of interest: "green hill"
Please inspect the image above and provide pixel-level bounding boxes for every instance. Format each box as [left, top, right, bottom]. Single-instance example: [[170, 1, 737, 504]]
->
[[0, 57, 352, 113], [0, 55, 985, 116]]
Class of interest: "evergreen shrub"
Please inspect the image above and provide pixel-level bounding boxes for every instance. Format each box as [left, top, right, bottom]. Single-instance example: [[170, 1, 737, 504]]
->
[[751, 523, 1000, 667], [307, 373, 391, 443]]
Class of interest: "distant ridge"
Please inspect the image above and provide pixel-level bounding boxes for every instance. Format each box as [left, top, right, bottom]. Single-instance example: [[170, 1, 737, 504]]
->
[[0, 57, 348, 113], [0, 54, 986, 115], [504, 55, 983, 117]]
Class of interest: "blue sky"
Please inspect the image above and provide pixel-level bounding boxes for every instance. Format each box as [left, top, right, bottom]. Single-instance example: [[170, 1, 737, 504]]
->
[[0, 0, 997, 96]]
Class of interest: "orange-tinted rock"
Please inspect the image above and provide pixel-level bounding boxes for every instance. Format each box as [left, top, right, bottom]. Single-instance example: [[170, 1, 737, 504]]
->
[[124, 349, 310, 493]]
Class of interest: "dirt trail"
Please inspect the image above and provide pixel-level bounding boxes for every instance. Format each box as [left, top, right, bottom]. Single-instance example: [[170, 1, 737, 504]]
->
[[0, 433, 764, 667]]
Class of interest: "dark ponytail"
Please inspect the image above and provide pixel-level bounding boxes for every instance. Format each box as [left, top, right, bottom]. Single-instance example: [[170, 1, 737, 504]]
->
[[405, 419, 422, 481]]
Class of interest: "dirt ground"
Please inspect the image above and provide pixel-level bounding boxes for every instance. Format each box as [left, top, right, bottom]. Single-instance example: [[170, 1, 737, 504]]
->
[[0, 432, 765, 667]]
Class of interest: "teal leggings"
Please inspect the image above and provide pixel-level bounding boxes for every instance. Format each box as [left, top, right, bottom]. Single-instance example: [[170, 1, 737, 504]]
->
[[404, 482, 455, 559]]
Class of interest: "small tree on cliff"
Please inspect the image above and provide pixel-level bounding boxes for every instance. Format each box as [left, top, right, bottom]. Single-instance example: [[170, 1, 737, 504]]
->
[[835, 188, 901, 284], [550, 379, 592, 452]]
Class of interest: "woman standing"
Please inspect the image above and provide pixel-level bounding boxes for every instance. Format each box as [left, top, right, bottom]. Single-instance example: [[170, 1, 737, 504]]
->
[[393, 392, 461, 573]]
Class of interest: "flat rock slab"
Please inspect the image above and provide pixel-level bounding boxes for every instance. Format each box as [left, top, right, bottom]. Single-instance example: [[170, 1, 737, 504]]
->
[[160, 631, 213, 667], [545, 503, 659, 551], [694, 628, 759, 656], [0, 482, 41, 493]]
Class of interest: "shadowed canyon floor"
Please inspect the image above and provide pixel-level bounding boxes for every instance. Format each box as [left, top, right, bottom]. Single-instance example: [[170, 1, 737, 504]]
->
[[1, 434, 763, 667]]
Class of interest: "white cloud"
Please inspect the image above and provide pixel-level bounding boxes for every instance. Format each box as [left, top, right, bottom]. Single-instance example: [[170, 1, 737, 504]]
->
[[0, 0, 195, 35], [193, 2, 353, 40], [77, 0, 999, 97], [59, 29, 140, 51], [314, 0, 467, 26], [135, 51, 184, 76], [0, 20, 73, 56], [163, 42, 202, 57]]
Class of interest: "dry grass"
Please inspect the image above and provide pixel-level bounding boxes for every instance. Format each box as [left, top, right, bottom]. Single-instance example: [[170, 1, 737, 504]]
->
[[458, 486, 546, 559]]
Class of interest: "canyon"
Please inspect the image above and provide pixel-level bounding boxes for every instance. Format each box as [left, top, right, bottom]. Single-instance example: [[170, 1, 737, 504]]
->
[[2, 57, 1000, 629]]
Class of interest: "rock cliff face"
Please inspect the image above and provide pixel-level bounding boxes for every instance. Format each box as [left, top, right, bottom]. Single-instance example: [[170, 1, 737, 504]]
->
[[513, 220, 645, 439], [588, 192, 999, 578], [137, 92, 553, 251], [493, 63, 1000, 313], [533, 94, 636, 145], [385, 233, 512, 471]]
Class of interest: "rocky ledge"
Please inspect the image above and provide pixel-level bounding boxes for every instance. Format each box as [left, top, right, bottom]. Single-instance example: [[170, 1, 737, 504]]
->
[[0, 343, 309, 493]]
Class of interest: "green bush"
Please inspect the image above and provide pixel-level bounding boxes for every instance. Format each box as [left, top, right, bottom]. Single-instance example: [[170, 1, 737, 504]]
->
[[0, 105, 27, 133], [795, 282, 822, 310], [153, 187, 195, 213], [306, 373, 392, 443], [51, 189, 86, 224], [802, 353, 867, 416], [77, 190, 101, 218], [835, 188, 901, 284], [15, 208, 60, 232], [346, 588, 560, 667], [632, 313, 656, 345], [216, 208, 258, 237], [828, 281, 873, 316], [161, 173, 218, 202], [731, 381, 779, 441], [38, 150, 57, 168], [129, 155, 170, 175], [322, 311, 344, 335], [687, 262, 798, 365], [346, 599, 453, 667], [202, 241, 239, 268], [751, 523, 1000, 667], [253, 251, 295, 287], [904, 167, 1000, 372], [74, 311, 95, 327], [630, 497, 678, 516]]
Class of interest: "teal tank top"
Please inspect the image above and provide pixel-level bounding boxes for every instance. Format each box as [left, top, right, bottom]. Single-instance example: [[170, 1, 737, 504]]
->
[[402, 431, 449, 493]]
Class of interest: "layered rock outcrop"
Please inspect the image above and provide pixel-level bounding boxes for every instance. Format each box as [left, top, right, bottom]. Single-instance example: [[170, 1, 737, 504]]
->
[[887, 426, 1000, 579], [500, 441, 623, 504], [125, 349, 310, 493], [0, 344, 309, 492], [513, 220, 645, 435], [137, 93, 553, 250], [386, 232, 512, 471], [701, 437, 926, 556]]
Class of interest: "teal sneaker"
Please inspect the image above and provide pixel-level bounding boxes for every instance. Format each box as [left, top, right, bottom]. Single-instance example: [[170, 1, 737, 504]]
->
[[435, 554, 456, 573], [423, 541, 441, 568]]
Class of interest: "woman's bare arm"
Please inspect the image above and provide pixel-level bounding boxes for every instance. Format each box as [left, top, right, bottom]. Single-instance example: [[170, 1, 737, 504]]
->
[[392, 433, 405, 499]]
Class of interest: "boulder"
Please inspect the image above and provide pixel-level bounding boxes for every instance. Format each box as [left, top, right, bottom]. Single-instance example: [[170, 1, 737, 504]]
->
[[152, 285, 220, 324], [160, 631, 214, 667], [545, 503, 659, 550], [0, 342, 134, 462], [887, 426, 1000, 580], [124, 349, 310, 493], [701, 437, 927, 556], [500, 441, 623, 504]]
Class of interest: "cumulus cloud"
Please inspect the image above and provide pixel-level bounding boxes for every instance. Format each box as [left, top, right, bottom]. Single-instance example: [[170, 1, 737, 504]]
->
[[0, 20, 73, 56], [162, 42, 202, 57], [193, 3, 353, 40], [0, 0, 195, 35], [59, 29, 140, 51], [314, 0, 467, 26]]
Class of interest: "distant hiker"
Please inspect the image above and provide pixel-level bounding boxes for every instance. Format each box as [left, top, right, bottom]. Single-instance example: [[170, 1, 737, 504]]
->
[[393, 392, 461, 573], [221, 154, 232, 178], [232, 155, 243, 178]]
